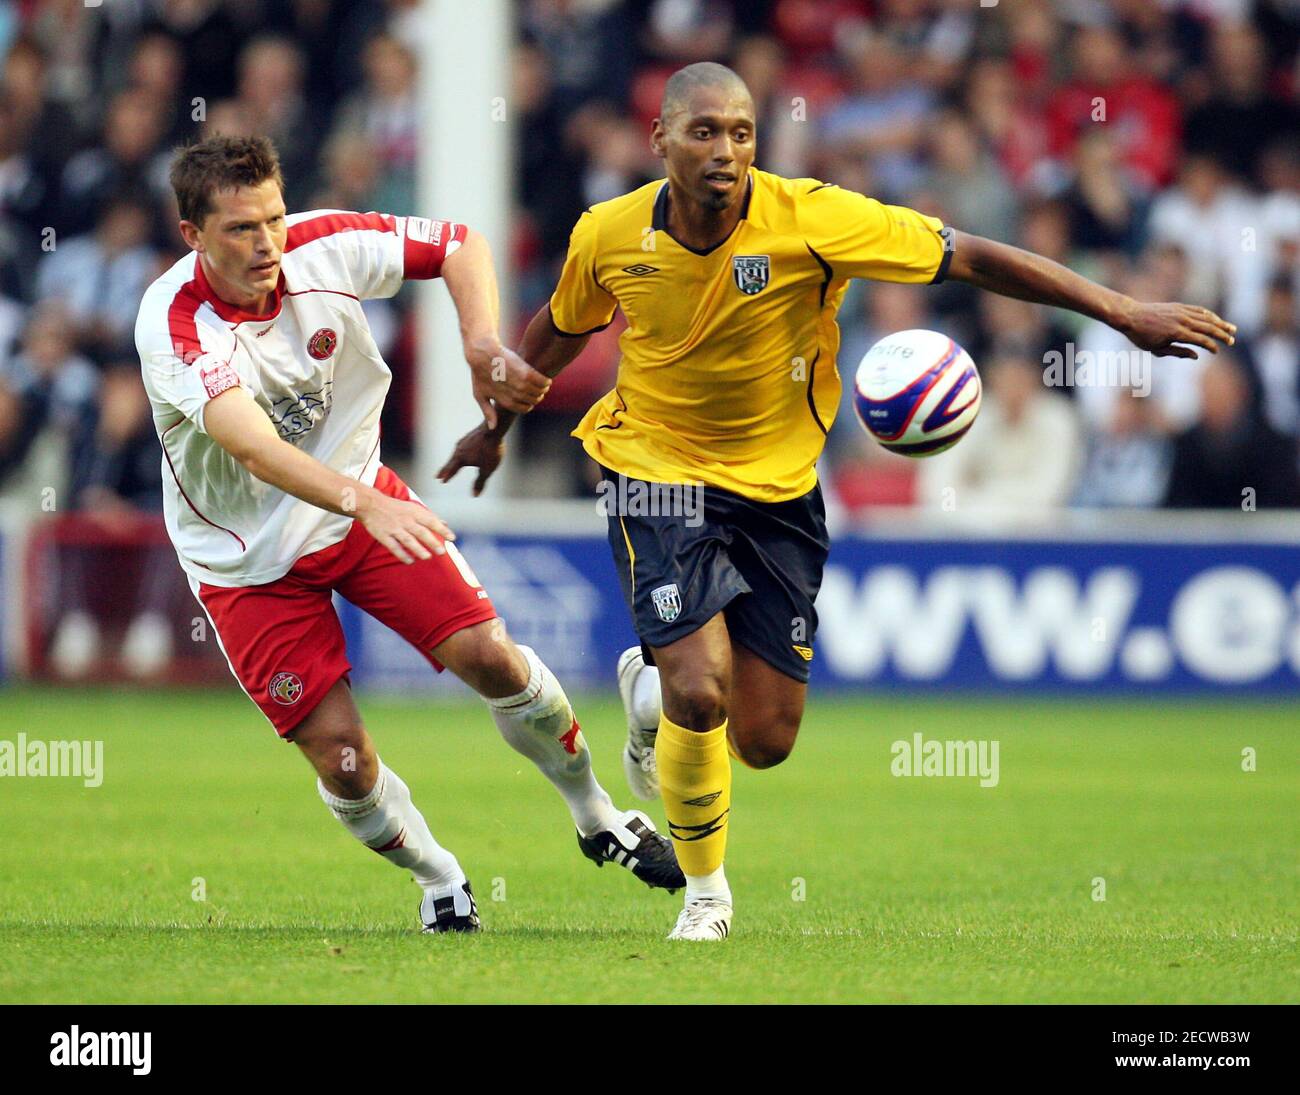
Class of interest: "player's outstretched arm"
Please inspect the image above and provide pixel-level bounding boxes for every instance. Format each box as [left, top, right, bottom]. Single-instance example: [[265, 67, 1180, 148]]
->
[[945, 230, 1236, 359], [436, 303, 591, 495], [440, 228, 551, 427], [204, 386, 454, 565]]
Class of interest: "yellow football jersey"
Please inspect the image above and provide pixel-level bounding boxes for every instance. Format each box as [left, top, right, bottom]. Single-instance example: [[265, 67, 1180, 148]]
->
[[552, 168, 951, 502]]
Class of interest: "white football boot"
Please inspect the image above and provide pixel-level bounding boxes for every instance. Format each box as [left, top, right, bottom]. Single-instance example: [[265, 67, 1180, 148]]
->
[[667, 898, 733, 941], [618, 646, 660, 800]]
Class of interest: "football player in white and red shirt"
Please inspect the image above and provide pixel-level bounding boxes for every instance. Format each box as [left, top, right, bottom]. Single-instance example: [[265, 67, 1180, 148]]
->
[[135, 135, 683, 932]]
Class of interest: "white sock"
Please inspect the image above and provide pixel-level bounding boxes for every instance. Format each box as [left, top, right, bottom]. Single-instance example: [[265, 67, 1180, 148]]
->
[[487, 645, 620, 836], [318, 762, 463, 890], [631, 661, 662, 729], [685, 865, 732, 905]]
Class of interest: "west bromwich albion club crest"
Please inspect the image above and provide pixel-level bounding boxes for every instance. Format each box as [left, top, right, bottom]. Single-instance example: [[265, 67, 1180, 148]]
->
[[733, 255, 770, 295], [650, 583, 682, 623]]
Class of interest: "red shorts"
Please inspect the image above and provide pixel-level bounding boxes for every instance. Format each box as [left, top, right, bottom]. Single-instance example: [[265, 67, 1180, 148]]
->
[[194, 465, 497, 737]]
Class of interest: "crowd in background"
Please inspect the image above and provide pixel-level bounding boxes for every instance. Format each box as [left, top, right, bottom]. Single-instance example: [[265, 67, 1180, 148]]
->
[[0, 0, 1298, 522], [514, 0, 1300, 511]]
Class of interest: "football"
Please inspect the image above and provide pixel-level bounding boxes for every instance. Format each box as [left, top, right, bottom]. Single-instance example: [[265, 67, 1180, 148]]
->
[[852, 329, 982, 457]]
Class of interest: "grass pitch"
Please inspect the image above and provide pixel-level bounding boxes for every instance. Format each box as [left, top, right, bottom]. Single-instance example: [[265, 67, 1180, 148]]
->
[[0, 686, 1295, 1004]]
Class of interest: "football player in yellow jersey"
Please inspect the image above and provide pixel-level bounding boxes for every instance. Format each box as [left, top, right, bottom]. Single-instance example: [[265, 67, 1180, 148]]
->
[[440, 62, 1236, 941]]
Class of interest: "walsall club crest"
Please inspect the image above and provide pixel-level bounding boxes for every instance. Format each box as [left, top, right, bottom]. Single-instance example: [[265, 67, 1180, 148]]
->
[[650, 583, 682, 623], [269, 671, 304, 706], [732, 254, 770, 295], [307, 327, 337, 360]]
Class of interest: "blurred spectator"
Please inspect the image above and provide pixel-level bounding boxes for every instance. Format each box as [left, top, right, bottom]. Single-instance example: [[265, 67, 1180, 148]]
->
[[921, 109, 1017, 246], [568, 103, 658, 208], [234, 36, 318, 204], [1146, 154, 1271, 334], [50, 363, 173, 678], [514, 41, 586, 268], [1046, 24, 1181, 192], [37, 193, 159, 366], [916, 352, 1083, 516], [331, 33, 418, 211], [0, 291, 20, 363], [1059, 129, 1146, 256], [199, 98, 257, 141], [1184, 22, 1300, 187], [1248, 276, 1300, 441], [644, 0, 735, 63], [70, 364, 161, 515], [522, 0, 637, 117], [1072, 393, 1173, 508], [4, 37, 78, 176], [27, 0, 97, 124], [311, 131, 407, 219], [964, 58, 1051, 192], [819, 30, 932, 201], [0, 302, 97, 507], [1164, 354, 1300, 509], [124, 33, 190, 153], [1258, 140, 1300, 299], [57, 87, 168, 237], [0, 93, 53, 293]]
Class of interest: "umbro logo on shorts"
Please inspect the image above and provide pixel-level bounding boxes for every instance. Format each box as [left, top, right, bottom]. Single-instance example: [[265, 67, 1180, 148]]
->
[[622, 263, 659, 276], [793, 644, 814, 661]]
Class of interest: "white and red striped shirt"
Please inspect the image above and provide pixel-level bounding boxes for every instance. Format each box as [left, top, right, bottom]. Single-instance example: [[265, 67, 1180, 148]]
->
[[136, 209, 465, 587]]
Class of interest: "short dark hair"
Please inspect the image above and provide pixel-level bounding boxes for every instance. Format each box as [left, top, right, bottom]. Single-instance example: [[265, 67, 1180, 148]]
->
[[168, 135, 284, 226], [660, 62, 752, 121]]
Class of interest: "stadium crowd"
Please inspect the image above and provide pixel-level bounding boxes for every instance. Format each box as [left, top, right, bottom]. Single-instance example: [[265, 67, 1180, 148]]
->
[[0, 0, 1297, 523]]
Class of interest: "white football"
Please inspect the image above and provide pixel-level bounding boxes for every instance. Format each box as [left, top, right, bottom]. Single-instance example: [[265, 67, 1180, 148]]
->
[[852, 329, 981, 457]]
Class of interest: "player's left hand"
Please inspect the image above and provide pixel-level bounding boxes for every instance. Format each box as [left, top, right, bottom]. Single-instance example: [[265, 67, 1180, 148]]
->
[[437, 423, 504, 496], [464, 338, 551, 428], [1118, 302, 1236, 359]]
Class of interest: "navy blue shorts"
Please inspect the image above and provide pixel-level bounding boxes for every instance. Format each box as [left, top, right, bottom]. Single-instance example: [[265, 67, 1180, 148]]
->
[[601, 467, 830, 683]]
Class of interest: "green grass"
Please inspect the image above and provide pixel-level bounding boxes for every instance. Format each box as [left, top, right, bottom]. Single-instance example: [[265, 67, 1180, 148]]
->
[[0, 686, 1295, 1003]]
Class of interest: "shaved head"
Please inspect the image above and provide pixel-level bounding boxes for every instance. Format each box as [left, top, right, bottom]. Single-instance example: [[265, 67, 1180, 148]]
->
[[651, 61, 757, 225], [661, 62, 752, 122]]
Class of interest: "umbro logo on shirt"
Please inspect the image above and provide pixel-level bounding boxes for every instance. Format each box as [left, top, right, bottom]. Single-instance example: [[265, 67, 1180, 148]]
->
[[622, 264, 659, 276]]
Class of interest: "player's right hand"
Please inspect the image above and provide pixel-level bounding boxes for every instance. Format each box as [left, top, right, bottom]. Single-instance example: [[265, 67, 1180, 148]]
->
[[465, 340, 550, 428], [357, 493, 455, 565], [436, 423, 504, 497]]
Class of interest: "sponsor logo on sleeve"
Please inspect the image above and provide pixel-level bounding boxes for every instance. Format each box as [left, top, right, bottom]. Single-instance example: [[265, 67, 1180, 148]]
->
[[200, 359, 240, 399], [405, 216, 448, 247]]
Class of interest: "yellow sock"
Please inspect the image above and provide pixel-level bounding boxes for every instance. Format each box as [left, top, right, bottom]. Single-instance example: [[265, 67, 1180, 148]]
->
[[656, 714, 731, 877]]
